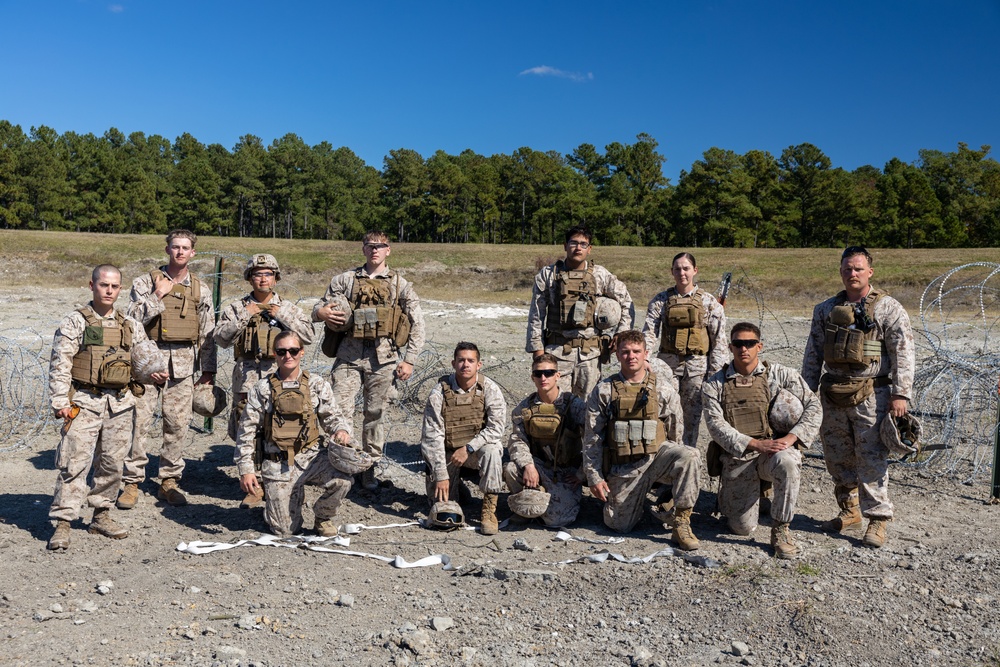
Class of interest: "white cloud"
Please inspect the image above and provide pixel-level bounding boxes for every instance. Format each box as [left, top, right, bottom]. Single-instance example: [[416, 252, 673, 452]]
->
[[108, 4, 124, 12], [519, 66, 593, 83]]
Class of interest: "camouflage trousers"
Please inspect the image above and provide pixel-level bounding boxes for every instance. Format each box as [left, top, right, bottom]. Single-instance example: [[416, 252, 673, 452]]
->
[[424, 441, 505, 502], [260, 445, 353, 537], [820, 387, 893, 519], [503, 459, 582, 527], [719, 447, 801, 535], [50, 402, 134, 522], [545, 345, 601, 402], [677, 373, 705, 448], [124, 376, 194, 484], [331, 352, 396, 459], [604, 442, 701, 533]]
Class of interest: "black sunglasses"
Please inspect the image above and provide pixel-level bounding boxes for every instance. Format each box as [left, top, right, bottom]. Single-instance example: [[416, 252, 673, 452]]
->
[[275, 347, 302, 357], [532, 368, 558, 378], [730, 339, 759, 349]]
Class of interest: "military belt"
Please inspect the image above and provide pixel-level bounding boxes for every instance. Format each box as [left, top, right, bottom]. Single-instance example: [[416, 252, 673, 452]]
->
[[71, 380, 130, 400]]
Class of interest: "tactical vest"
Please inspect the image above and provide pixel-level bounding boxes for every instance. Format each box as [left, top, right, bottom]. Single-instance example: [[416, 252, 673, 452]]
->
[[823, 289, 886, 371], [440, 375, 487, 450], [659, 288, 710, 356], [720, 362, 772, 440], [144, 271, 202, 343], [606, 373, 666, 465], [349, 270, 410, 346], [235, 304, 280, 361], [263, 371, 322, 465], [70, 307, 134, 390], [546, 261, 597, 333], [521, 397, 583, 469]]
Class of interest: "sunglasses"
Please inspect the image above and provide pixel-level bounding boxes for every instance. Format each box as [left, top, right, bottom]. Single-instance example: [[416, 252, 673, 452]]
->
[[275, 347, 302, 357], [251, 271, 275, 279], [730, 339, 759, 349], [531, 368, 558, 378], [364, 243, 390, 251]]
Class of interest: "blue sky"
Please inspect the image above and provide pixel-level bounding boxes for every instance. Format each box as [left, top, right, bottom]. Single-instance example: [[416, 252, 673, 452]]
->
[[1, 1, 997, 182]]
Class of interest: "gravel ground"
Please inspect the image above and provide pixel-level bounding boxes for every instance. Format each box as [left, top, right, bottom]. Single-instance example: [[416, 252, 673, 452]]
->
[[1, 286, 999, 667]]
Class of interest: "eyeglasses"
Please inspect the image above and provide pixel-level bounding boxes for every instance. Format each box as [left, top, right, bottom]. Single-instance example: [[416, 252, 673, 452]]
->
[[730, 339, 759, 349], [251, 271, 275, 279], [275, 347, 302, 357], [531, 368, 558, 378], [566, 241, 590, 249], [364, 243, 390, 251]]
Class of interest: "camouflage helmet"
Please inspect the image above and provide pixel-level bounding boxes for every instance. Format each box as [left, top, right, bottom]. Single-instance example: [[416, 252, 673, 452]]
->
[[881, 412, 922, 456], [428, 501, 465, 530], [323, 294, 354, 333], [192, 383, 228, 418], [768, 388, 804, 437], [594, 297, 622, 332], [328, 441, 374, 475], [507, 487, 551, 519], [130, 339, 167, 384], [244, 254, 281, 281]]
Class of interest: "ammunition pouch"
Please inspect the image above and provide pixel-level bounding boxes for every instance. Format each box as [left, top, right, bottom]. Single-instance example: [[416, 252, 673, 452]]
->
[[235, 311, 280, 360], [71, 309, 134, 390], [145, 272, 202, 344], [820, 374, 883, 408], [659, 290, 710, 356], [546, 262, 597, 332], [606, 374, 666, 465]]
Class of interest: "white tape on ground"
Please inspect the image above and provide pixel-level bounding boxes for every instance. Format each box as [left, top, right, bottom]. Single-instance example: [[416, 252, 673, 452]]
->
[[552, 531, 626, 545]]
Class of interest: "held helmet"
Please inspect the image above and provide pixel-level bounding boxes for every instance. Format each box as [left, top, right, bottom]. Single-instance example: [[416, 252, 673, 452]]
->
[[507, 487, 551, 519], [328, 441, 375, 475], [130, 339, 167, 384], [593, 297, 622, 332], [880, 412, 922, 456], [192, 383, 228, 417], [244, 254, 281, 281], [323, 295, 354, 333], [768, 388, 804, 437], [428, 501, 465, 530]]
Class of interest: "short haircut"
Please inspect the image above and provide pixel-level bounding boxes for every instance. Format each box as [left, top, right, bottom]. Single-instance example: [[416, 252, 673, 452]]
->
[[532, 353, 560, 369], [454, 341, 480, 360], [614, 329, 646, 350], [363, 230, 390, 245], [672, 252, 697, 268], [274, 330, 303, 348], [841, 245, 873, 266], [166, 228, 197, 247], [730, 322, 761, 340], [91, 264, 121, 283], [564, 225, 593, 245]]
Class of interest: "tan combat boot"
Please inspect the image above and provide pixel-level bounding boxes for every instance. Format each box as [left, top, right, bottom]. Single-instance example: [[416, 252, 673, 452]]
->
[[47, 520, 71, 551], [771, 522, 800, 559], [158, 478, 188, 506], [314, 519, 338, 537], [821, 485, 861, 533], [240, 484, 264, 509], [671, 507, 700, 551], [116, 483, 140, 510], [862, 518, 890, 548], [480, 494, 499, 535], [88, 509, 128, 539]]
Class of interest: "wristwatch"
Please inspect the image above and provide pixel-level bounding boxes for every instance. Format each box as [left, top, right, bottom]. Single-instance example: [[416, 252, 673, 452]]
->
[[465, 444, 475, 454]]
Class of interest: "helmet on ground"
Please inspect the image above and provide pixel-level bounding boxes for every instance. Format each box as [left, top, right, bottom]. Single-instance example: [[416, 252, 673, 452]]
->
[[593, 297, 622, 332], [881, 413, 922, 456], [428, 501, 465, 530], [192, 384, 228, 417], [768, 388, 804, 437], [130, 340, 166, 384], [244, 254, 281, 281], [329, 442, 374, 475], [324, 295, 354, 333], [507, 487, 551, 519]]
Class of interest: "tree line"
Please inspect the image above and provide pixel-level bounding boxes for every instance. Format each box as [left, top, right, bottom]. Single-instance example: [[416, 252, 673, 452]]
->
[[1, 120, 997, 247]]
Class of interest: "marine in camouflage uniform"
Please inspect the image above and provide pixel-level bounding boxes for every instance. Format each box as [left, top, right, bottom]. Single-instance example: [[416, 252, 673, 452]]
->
[[235, 331, 355, 537], [421, 342, 507, 535], [313, 231, 425, 490], [802, 246, 915, 548], [702, 322, 822, 558], [123, 230, 217, 507], [527, 226, 634, 400], [583, 331, 701, 547], [642, 252, 726, 448], [47, 265, 149, 550], [214, 254, 315, 507], [504, 354, 586, 527]]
